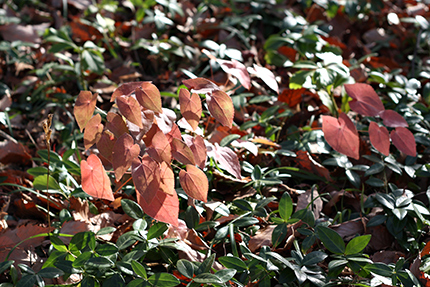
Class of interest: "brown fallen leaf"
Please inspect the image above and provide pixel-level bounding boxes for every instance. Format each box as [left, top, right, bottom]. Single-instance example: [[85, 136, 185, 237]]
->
[[296, 187, 323, 220]]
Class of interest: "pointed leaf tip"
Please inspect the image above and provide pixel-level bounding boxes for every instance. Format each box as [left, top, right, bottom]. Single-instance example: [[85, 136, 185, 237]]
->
[[179, 165, 208, 202], [368, 122, 390, 156], [345, 83, 385, 117], [81, 154, 114, 201]]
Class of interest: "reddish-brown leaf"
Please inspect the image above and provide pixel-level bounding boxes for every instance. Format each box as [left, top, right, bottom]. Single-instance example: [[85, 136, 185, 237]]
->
[[135, 82, 163, 114], [218, 59, 251, 90], [207, 90, 234, 128], [182, 78, 220, 94], [159, 161, 175, 195], [390, 127, 416, 157], [111, 81, 144, 101], [127, 109, 155, 143], [190, 135, 207, 170], [178, 89, 202, 131], [96, 131, 116, 162], [421, 240, 430, 257], [208, 143, 242, 179], [345, 83, 385, 117], [74, 91, 98, 131], [368, 122, 390, 156], [171, 138, 196, 165], [278, 88, 305, 107], [106, 112, 128, 138], [132, 155, 161, 205], [117, 95, 143, 128], [322, 113, 360, 160], [166, 123, 182, 143], [295, 150, 332, 182], [80, 154, 114, 201], [380, 110, 408, 128], [179, 165, 208, 202], [112, 133, 141, 181], [148, 129, 172, 163], [84, 114, 103, 150], [137, 187, 179, 226]]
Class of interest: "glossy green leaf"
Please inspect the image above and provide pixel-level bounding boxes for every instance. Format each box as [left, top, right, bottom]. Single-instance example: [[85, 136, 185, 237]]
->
[[272, 223, 289, 248], [177, 259, 194, 278], [364, 262, 393, 277], [218, 256, 247, 272], [148, 273, 180, 287], [316, 225, 345, 254], [345, 235, 371, 255], [147, 222, 168, 240], [121, 199, 144, 220], [279, 192, 293, 221], [301, 251, 328, 266], [37, 267, 64, 278], [215, 269, 236, 283], [131, 261, 147, 279]]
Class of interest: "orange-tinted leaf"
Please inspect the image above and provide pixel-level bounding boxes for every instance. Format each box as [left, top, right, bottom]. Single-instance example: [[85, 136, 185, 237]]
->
[[278, 88, 305, 107], [250, 64, 279, 94], [112, 133, 141, 181], [322, 113, 360, 160], [190, 135, 207, 169], [74, 91, 98, 131], [106, 112, 128, 138], [97, 131, 116, 162], [137, 187, 179, 226], [171, 138, 196, 165], [147, 129, 172, 163], [251, 137, 281, 148], [207, 90, 234, 128], [135, 82, 163, 114], [142, 124, 158, 147], [182, 78, 219, 94], [345, 83, 385, 117], [166, 123, 182, 143], [368, 122, 390, 156], [390, 127, 416, 157], [218, 59, 251, 90], [208, 143, 242, 179], [380, 110, 408, 128], [421, 240, 430, 257], [179, 89, 202, 130], [132, 155, 161, 205], [179, 165, 208, 202], [81, 154, 114, 201], [159, 161, 175, 195], [84, 114, 103, 150], [295, 150, 332, 182], [117, 95, 143, 128], [111, 81, 144, 101]]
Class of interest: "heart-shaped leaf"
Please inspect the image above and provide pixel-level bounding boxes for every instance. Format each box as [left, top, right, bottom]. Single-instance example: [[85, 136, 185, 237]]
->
[[132, 155, 161, 205], [322, 113, 360, 160], [189, 135, 207, 169], [182, 78, 220, 94], [106, 112, 128, 138], [345, 83, 385, 117], [135, 83, 163, 114], [368, 122, 390, 156], [137, 187, 179, 226], [380, 110, 408, 128], [96, 131, 116, 162], [171, 138, 196, 165], [74, 91, 98, 131], [159, 161, 174, 195], [178, 89, 202, 131], [179, 165, 208, 202], [390, 127, 416, 157], [112, 133, 141, 181], [117, 95, 143, 128], [207, 90, 234, 128], [166, 123, 182, 143], [147, 129, 172, 163], [111, 81, 144, 101], [83, 114, 103, 150], [81, 154, 114, 201]]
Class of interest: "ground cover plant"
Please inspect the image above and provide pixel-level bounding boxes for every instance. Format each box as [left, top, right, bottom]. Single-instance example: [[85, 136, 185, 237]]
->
[[2, 0, 430, 286]]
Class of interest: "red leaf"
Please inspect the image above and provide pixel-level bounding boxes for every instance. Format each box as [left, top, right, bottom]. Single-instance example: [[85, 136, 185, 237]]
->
[[182, 78, 220, 94], [421, 240, 430, 257], [117, 95, 143, 128], [207, 90, 234, 128], [171, 138, 196, 165], [96, 131, 116, 162], [322, 113, 360, 160], [83, 114, 103, 150], [74, 91, 98, 132], [147, 128, 172, 163], [179, 165, 208, 202], [166, 123, 182, 143], [208, 143, 242, 179], [159, 161, 174, 195], [112, 133, 141, 181], [111, 81, 144, 102], [106, 112, 128, 138], [295, 150, 332, 181], [132, 155, 161, 205], [178, 89, 202, 131], [127, 110, 155, 142], [380, 110, 408, 128], [249, 64, 279, 94], [368, 122, 390, 156], [135, 82, 163, 114], [137, 187, 179, 226], [345, 83, 385, 117], [218, 59, 251, 90], [390, 127, 416, 157], [190, 135, 207, 170], [278, 88, 305, 107], [80, 154, 114, 201]]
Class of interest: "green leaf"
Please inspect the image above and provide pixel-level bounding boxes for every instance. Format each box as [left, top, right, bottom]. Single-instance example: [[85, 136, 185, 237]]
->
[[37, 267, 64, 278], [215, 269, 236, 283], [72, 252, 92, 268], [97, 227, 116, 236], [301, 251, 328, 266], [80, 276, 97, 287], [197, 254, 215, 274], [116, 231, 141, 250], [193, 273, 223, 284], [234, 217, 259, 227], [84, 257, 114, 269], [279, 192, 293, 221], [220, 134, 241, 147], [96, 243, 118, 256], [345, 235, 371, 255], [16, 274, 36, 287], [69, 232, 96, 255], [103, 273, 125, 287], [126, 278, 149, 287], [50, 236, 68, 253], [147, 222, 168, 240], [364, 163, 385, 177], [366, 177, 385, 187], [316, 225, 345, 254], [148, 273, 180, 287], [131, 261, 147, 279], [272, 223, 289, 248], [364, 262, 393, 277], [33, 174, 61, 191], [177, 259, 194, 278], [121, 199, 144, 220], [218, 256, 247, 272], [0, 261, 13, 274]]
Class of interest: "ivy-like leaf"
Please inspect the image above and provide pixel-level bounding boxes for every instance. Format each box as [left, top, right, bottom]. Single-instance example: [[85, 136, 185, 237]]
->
[[368, 122, 390, 156], [106, 112, 128, 138], [179, 165, 208, 202], [390, 127, 416, 157], [132, 155, 161, 205], [112, 133, 141, 181], [178, 89, 202, 131], [380, 110, 408, 128], [137, 188, 179, 227], [345, 83, 385, 117], [135, 83, 163, 114], [117, 95, 143, 128], [74, 91, 98, 131], [207, 90, 234, 128], [171, 138, 196, 165], [159, 161, 174, 195], [322, 113, 360, 160], [80, 154, 114, 201], [111, 81, 144, 101], [83, 114, 103, 150]]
